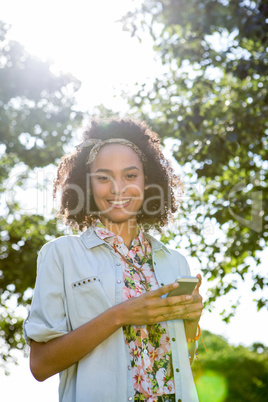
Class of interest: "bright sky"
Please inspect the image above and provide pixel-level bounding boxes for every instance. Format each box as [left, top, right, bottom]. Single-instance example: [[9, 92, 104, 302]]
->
[[1, 1, 267, 401], [3, 0, 162, 113]]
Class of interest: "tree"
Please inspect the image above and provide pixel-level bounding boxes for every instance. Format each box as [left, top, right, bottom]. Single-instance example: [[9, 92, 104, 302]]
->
[[120, 0, 268, 316], [192, 331, 268, 401], [0, 21, 83, 372]]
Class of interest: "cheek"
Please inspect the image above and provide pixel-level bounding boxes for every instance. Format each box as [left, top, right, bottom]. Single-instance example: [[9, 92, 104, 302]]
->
[[91, 181, 108, 201]]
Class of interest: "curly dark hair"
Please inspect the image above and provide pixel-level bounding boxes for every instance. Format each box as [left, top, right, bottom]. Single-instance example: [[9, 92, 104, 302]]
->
[[53, 118, 183, 230]]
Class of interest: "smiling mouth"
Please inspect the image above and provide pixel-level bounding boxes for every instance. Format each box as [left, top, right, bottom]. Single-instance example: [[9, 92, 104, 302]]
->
[[107, 199, 131, 207]]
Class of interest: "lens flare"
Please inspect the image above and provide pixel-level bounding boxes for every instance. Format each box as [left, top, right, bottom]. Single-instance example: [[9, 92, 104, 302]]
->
[[196, 370, 228, 402]]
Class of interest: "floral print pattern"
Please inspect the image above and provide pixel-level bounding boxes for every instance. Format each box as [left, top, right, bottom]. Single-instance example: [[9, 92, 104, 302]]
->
[[94, 220, 175, 401]]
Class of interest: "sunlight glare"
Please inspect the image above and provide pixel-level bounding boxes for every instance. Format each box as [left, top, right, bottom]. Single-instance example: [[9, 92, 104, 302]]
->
[[3, 0, 156, 111]]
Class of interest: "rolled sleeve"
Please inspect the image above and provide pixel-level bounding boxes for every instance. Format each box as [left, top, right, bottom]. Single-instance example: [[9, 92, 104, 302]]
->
[[24, 241, 68, 344]]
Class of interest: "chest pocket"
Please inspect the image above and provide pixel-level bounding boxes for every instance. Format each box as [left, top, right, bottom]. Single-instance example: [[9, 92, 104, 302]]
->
[[72, 276, 112, 320]]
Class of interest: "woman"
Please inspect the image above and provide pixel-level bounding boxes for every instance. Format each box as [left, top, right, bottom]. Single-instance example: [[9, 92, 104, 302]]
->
[[24, 118, 203, 402]]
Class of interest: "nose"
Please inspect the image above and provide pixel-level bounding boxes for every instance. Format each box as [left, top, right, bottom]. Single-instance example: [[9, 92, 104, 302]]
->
[[110, 177, 126, 195]]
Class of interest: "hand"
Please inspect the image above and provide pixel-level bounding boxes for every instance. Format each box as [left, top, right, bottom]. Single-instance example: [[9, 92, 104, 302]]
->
[[181, 273, 203, 322], [119, 276, 203, 326]]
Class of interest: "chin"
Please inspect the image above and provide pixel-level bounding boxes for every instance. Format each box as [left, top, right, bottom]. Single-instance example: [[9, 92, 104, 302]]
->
[[101, 210, 140, 224], [106, 214, 137, 224]]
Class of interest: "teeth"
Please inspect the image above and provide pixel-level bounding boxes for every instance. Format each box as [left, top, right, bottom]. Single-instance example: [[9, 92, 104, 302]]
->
[[109, 199, 131, 205]]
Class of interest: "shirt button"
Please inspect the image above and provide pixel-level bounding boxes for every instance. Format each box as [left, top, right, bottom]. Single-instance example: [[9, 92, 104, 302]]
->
[[161, 282, 164, 286], [178, 399, 182, 402], [128, 398, 133, 401], [176, 368, 180, 372], [117, 279, 121, 284], [172, 337, 176, 342], [116, 263, 121, 266], [128, 365, 131, 370]]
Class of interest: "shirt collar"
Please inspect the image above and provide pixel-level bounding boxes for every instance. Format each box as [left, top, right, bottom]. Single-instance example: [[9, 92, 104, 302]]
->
[[80, 219, 171, 255], [93, 219, 147, 251], [143, 232, 172, 255], [93, 219, 119, 241], [80, 226, 107, 250]]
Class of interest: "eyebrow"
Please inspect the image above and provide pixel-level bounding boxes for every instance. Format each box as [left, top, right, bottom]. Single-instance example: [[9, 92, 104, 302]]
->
[[94, 166, 140, 174]]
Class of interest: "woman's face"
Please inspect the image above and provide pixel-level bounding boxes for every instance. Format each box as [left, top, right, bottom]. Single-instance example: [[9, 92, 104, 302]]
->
[[90, 143, 145, 224]]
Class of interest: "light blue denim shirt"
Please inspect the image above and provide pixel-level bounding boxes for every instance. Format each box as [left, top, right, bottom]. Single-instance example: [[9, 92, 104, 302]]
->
[[24, 226, 199, 402]]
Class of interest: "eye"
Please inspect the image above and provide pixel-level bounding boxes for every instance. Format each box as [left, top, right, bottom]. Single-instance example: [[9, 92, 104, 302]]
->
[[126, 173, 137, 179], [97, 175, 110, 181]]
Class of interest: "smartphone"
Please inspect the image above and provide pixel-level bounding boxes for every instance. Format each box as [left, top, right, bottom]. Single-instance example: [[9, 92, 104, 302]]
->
[[167, 276, 199, 297]]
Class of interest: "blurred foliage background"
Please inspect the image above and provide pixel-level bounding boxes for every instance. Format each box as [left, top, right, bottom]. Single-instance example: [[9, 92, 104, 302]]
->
[[192, 331, 268, 402], [0, 1, 267, 400], [0, 20, 83, 371], [119, 0, 268, 316]]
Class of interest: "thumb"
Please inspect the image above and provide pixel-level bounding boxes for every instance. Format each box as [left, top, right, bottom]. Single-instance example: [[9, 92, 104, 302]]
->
[[193, 274, 202, 294], [151, 282, 179, 298]]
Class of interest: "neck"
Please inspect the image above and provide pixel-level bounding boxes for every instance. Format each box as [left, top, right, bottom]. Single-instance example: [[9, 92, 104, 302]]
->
[[100, 217, 139, 248]]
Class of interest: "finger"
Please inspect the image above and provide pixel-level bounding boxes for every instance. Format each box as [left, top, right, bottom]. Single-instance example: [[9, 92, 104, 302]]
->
[[184, 303, 203, 318], [157, 299, 203, 317], [162, 293, 193, 306], [165, 288, 202, 304], [152, 300, 203, 323], [196, 274, 202, 285], [183, 312, 202, 321], [156, 308, 202, 324], [190, 293, 203, 303], [193, 274, 202, 294], [150, 282, 179, 298], [163, 295, 204, 318]]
